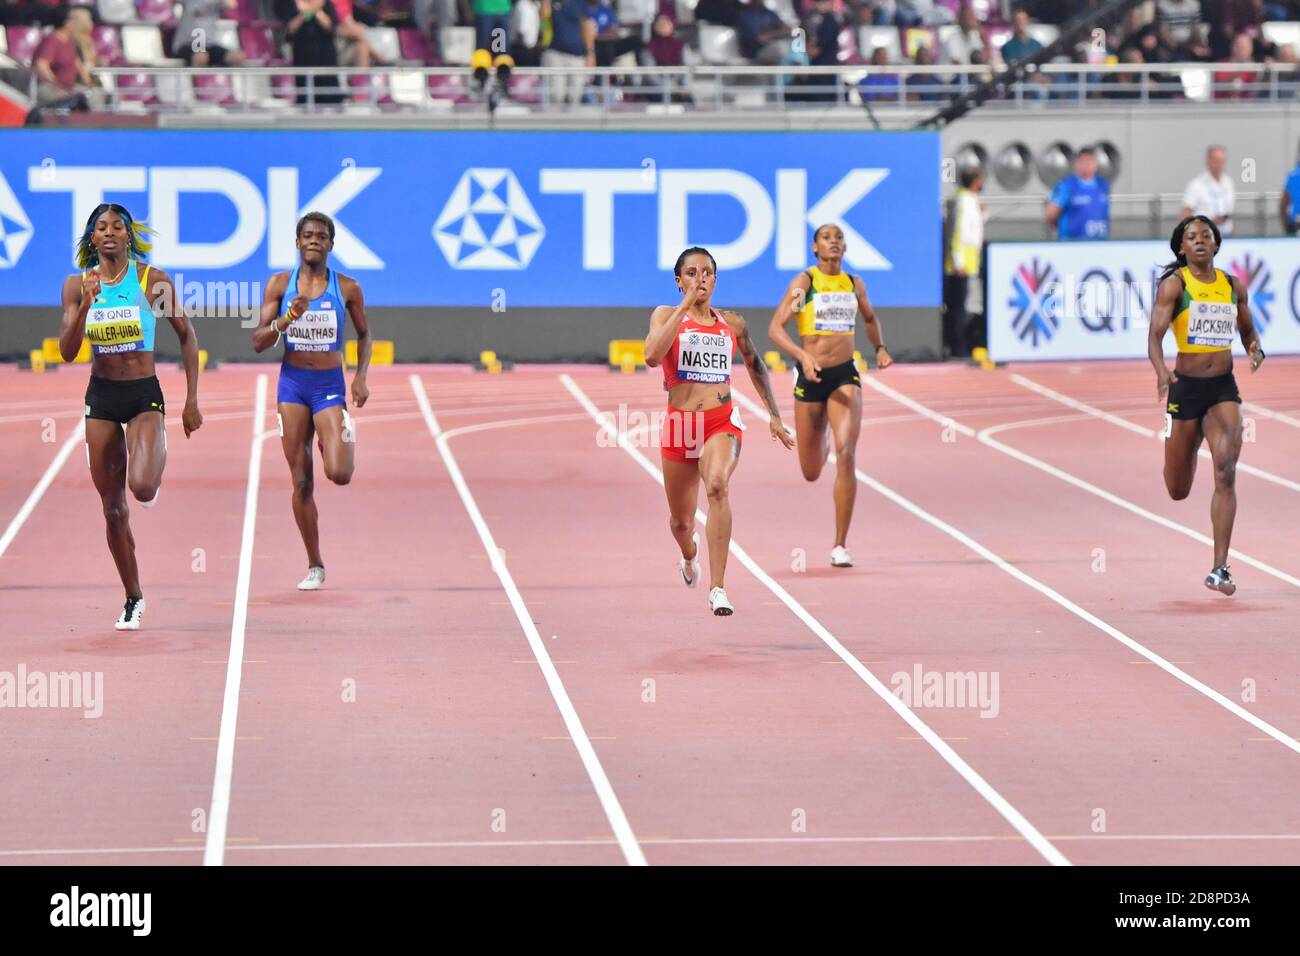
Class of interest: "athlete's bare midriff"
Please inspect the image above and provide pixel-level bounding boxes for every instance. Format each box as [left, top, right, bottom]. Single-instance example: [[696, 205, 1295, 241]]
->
[[799, 334, 856, 370]]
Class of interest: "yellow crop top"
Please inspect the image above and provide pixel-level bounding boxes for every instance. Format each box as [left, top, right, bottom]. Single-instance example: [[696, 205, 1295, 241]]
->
[[796, 267, 858, 337], [1172, 267, 1237, 354]]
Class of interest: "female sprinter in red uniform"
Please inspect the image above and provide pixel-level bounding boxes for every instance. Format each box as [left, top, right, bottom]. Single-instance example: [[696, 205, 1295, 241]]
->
[[58, 203, 204, 629], [1149, 214, 1263, 595], [253, 212, 371, 590], [645, 246, 795, 616], [768, 223, 891, 568]]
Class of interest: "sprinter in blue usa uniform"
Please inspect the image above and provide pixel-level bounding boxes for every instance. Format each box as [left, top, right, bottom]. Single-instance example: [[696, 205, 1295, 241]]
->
[[58, 203, 204, 631], [253, 212, 372, 591]]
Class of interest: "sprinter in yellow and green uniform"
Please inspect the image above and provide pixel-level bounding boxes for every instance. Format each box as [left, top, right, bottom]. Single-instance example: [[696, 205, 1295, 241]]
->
[[1148, 215, 1264, 596], [58, 203, 204, 631], [768, 223, 892, 569]]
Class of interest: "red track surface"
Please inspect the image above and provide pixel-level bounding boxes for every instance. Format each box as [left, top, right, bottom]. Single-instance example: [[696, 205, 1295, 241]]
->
[[1, 358, 1297, 865]]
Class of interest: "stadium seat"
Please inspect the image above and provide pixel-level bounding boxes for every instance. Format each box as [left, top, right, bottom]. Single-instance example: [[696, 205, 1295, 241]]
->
[[766, 0, 799, 26], [136, 0, 179, 26], [4, 25, 45, 68], [1026, 24, 1059, 50], [1179, 66, 1212, 102], [617, 0, 652, 25], [675, 0, 699, 26], [237, 25, 284, 64], [208, 19, 241, 56], [233, 0, 260, 23], [0, 27, 7, 58], [365, 26, 401, 64], [903, 27, 937, 60], [97, 0, 139, 25], [987, 27, 1012, 63], [426, 72, 468, 102], [397, 27, 438, 65], [509, 72, 542, 103], [122, 24, 172, 65], [113, 71, 160, 106], [91, 25, 127, 65], [1263, 21, 1300, 52], [439, 25, 474, 65], [697, 25, 743, 65], [857, 26, 902, 63], [837, 25, 863, 64], [348, 72, 399, 108], [192, 71, 238, 105], [388, 69, 428, 106]]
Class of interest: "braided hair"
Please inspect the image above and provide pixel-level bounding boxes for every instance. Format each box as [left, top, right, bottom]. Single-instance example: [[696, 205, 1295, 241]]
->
[[1159, 214, 1221, 284], [75, 203, 152, 270]]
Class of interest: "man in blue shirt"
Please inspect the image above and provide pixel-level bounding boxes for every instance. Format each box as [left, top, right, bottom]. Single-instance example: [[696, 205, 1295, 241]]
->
[[541, 0, 595, 103], [1281, 145, 1300, 235], [1045, 148, 1110, 240]]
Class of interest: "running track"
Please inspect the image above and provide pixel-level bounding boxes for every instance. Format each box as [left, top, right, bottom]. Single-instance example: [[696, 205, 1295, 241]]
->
[[1, 358, 1297, 865]]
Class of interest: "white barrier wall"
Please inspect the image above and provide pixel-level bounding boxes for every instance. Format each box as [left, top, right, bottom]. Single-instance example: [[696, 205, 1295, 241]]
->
[[986, 238, 1295, 362]]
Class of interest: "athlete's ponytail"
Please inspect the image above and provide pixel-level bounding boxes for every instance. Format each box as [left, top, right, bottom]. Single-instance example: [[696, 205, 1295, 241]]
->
[[1158, 214, 1220, 284], [75, 203, 152, 269]]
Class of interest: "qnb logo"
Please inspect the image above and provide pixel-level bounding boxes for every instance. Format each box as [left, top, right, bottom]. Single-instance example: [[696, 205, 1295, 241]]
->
[[1009, 258, 1060, 347], [1228, 254, 1273, 333], [433, 169, 545, 269], [0, 171, 35, 268]]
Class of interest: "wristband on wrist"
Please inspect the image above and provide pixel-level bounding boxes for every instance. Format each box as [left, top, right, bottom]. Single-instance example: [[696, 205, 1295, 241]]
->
[[876, 344, 887, 352]]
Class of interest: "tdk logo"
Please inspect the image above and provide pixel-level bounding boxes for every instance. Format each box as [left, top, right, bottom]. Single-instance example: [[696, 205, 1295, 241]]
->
[[0, 171, 34, 268], [434, 169, 545, 269], [434, 167, 893, 273]]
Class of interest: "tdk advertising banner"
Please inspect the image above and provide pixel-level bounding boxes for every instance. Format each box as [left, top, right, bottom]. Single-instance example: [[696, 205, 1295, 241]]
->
[[988, 239, 1293, 361], [0, 131, 940, 309]]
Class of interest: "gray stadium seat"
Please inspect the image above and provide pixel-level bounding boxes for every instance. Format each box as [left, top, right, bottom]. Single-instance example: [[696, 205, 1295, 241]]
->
[[210, 19, 241, 56], [858, 26, 902, 63], [675, 0, 698, 26], [122, 24, 174, 65], [366, 26, 401, 65], [97, 0, 139, 25], [1263, 21, 1300, 52], [1026, 24, 1059, 50], [440, 24, 475, 64], [698, 25, 744, 65]]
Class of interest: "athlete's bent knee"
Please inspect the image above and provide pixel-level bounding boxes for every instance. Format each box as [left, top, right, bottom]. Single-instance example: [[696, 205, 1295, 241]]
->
[[1164, 474, 1192, 501], [325, 464, 352, 486], [128, 478, 159, 503]]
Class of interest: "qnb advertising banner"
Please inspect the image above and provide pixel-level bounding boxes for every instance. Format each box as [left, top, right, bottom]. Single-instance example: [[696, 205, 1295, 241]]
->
[[987, 239, 1296, 362], [0, 131, 939, 309]]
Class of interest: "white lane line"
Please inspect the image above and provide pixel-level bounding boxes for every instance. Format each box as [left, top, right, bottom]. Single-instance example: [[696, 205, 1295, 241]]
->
[[736, 385, 1300, 755], [1243, 401, 1300, 429], [863, 375, 1300, 590], [561, 374, 1070, 867], [203, 374, 268, 867], [439, 412, 591, 442], [9, 832, 1300, 858], [410, 374, 647, 867], [0, 418, 86, 558], [1012, 374, 1300, 493]]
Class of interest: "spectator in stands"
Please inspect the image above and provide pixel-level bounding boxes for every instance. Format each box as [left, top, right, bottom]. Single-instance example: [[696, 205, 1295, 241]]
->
[[647, 12, 685, 67], [695, 0, 742, 27], [859, 44, 900, 100], [1000, 9, 1041, 63], [894, 0, 955, 27], [174, 0, 249, 68], [541, 0, 594, 104], [943, 166, 985, 358], [461, 0, 512, 58], [1280, 142, 1300, 235], [737, 0, 793, 66], [1174, 22, 1214, 62], [905, 41, 945, 101], [335, 0, 382, 67], [31, 6, 93, 111], [587, 0, 640, 66], [68, 6, 100, 71], [276, 0, 345, 105], [512, 0, 545, 66], [1180, 145, 1236, 237], [1045, 147, 1110, 240], [1215, 31, 1263, 99], [942, 3, 988, 65], [805, 0, 844, 65], [1156, 0, 1200, 45], [1102, 47, 1144, 100]]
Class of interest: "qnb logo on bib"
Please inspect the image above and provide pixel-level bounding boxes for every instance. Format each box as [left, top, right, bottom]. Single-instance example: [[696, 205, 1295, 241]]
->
[[1188, 300, 1236, 347], [678, 330, 731, 383], [287, 309, 338, 351], [813, 291, 856, 333]]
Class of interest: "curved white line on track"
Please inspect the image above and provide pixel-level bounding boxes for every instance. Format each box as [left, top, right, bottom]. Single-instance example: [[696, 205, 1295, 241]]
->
[[1012, 374, 1300, 492], [863, 375, 1300, 590], [410, 375, 646, 867], [562, 373, 1070, 867]]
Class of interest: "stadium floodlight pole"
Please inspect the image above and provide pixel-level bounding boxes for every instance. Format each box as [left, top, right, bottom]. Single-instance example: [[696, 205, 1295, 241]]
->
[[912, 0, 1147, 132]]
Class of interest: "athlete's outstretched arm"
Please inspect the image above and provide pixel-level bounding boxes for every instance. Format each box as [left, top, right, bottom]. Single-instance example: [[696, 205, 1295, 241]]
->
[[252, 273, 292, 353], [767, 272, 816, 378], [1148, 274, 1182, 401], [727, 311, 795, 450], [151, 268, 203, 437], [1232, 275, 1263, 372], [58, 271, 95, 362], [343, 276, 371, 407], [853, 275, 891, 369]]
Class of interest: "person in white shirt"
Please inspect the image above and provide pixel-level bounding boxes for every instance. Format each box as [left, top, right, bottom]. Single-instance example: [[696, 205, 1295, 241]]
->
[[1180, 145, 1235, 237]]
